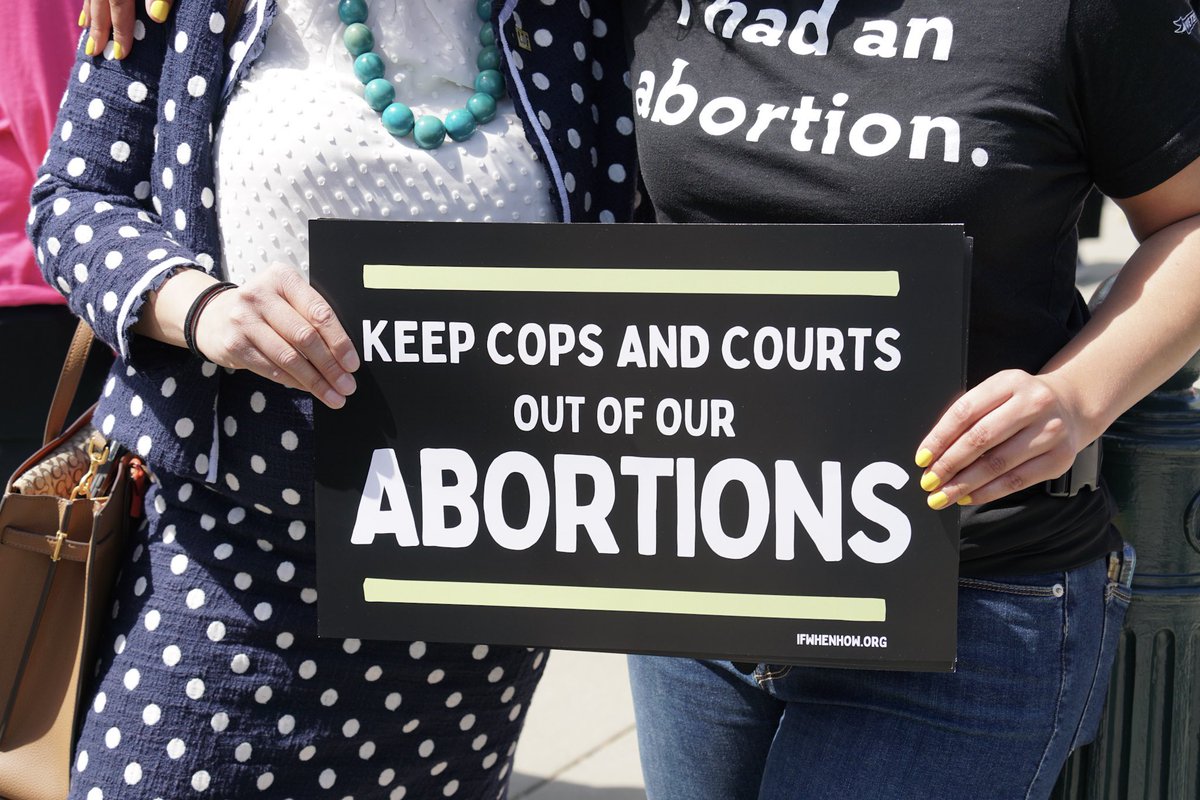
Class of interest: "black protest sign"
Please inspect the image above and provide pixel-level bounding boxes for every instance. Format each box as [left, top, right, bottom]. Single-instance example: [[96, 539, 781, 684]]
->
[[312, 221, 969, 671]]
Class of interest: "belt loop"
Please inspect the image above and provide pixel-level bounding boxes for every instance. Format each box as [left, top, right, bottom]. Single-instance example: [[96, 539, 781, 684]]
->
[[1119, 543, 1137, 588]]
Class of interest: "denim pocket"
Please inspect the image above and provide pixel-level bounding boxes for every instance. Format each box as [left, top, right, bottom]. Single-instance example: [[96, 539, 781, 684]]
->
[[1072, 569, 1133, 749], [754, 664, 793, 685], [958, 575, 1066, 598]]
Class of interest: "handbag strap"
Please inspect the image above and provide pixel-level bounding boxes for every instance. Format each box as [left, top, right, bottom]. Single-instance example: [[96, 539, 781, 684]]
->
[[44, 321, 96, 447]]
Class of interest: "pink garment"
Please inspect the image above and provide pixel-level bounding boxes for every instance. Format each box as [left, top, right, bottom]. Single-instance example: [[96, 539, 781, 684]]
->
[[0, 0, 81, 307]]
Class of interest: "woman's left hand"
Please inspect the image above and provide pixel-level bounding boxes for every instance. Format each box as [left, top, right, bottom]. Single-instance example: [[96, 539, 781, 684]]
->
[[917, 155, 1200, 512], [913, 369, 1089, 510]]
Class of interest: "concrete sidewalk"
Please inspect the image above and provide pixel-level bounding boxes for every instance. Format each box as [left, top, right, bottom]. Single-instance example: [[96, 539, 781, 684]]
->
[[511, 650, 644, 799], [509, 200, 1140, 799]]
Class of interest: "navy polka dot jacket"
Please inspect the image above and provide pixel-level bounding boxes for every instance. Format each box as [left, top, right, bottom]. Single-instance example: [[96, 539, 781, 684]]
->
[[29, 0, 637, 494]]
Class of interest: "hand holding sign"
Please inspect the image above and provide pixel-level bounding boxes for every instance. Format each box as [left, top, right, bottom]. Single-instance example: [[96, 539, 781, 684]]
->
[[915, 369, 1083, 508], [195, 264, 362, 409]]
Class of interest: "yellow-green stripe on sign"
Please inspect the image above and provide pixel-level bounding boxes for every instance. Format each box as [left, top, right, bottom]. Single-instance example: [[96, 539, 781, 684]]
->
[[362, 579, 886, 622], [362, 265, 900, 297]]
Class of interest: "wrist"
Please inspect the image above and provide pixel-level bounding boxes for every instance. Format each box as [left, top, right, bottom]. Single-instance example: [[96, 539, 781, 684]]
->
[[1037, 369, 1111, 448], [184, 281, 238, 361], [131, 268, 222, 348]]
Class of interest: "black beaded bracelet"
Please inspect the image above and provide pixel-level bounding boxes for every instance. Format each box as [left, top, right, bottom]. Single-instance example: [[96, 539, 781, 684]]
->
[[183, 281, 237, 360]]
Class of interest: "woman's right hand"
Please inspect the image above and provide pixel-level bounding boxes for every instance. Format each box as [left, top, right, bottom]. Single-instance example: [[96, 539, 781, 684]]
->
[[193, 265, 360, 409], [135, 265, 359, 409]]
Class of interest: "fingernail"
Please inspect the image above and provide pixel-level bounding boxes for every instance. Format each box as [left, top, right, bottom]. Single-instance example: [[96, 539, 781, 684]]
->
[[343, 351, 361, 372], [78, 9, 87, 26], [149, 0, 170, 22], [915, 448, 934, 468], [335, 373, 357, 395], [323, 389, 346, 408], [112, 40, 125, 59], [957, 495, 973, 506], [928, 491, 950, 511], [85, 36, 97, 56], [920, 471, 942, 492]]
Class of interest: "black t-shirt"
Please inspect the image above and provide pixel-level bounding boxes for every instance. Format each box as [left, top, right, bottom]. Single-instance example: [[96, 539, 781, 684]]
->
[[622, 0, 1200, 576]]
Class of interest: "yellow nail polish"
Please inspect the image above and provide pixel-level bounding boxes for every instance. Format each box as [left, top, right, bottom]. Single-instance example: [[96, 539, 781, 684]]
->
[[149, 0, 170, 22], [928, 491, 950, 511], [957, 495, 973, 506], [78, 9, 87, 26], [85, 36, 97, 56], [112, 41, 125, 59], [920, 471, 942, 492], [915, 448, 934, 468]]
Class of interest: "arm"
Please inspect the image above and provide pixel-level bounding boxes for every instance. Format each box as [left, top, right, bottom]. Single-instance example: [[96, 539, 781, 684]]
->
[[915, 156, 1200, 509], [32, 5, 358, 408], [28, 14, 203, 365]]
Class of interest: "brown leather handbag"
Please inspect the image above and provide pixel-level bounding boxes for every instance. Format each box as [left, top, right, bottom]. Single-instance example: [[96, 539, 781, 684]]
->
[[0, 322, 145, 800]]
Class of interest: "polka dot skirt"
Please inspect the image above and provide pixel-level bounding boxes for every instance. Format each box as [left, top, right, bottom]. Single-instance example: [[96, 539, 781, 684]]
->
[[70, 454, 545, 799]]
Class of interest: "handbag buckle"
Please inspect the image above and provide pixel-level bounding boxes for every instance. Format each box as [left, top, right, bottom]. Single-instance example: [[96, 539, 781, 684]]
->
[[50, 531, 68, 562]]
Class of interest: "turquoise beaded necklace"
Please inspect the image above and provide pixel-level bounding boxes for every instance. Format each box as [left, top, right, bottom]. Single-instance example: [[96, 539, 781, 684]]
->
[[338, 0, 506, 149]]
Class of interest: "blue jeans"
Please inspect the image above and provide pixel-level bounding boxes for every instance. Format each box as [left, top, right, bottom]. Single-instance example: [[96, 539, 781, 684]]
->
[[629, 549, 1133, 800]]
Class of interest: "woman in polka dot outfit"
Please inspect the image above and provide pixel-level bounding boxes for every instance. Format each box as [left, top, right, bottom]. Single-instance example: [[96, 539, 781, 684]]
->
[[30, 0, 635, 797]]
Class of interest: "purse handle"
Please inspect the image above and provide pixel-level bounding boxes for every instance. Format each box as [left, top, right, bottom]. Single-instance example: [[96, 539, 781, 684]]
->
[[43, 321, 96, 447]]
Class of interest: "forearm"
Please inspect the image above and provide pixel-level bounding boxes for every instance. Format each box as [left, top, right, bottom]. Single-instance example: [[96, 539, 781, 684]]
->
[[915, 210, 1200, 509], [1040, 213, 1200, 442]]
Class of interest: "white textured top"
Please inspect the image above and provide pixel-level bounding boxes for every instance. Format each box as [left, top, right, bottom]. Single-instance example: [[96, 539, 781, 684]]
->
[[214, 0, 554, 282]]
